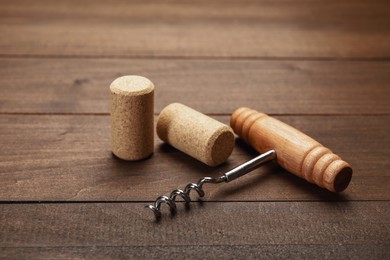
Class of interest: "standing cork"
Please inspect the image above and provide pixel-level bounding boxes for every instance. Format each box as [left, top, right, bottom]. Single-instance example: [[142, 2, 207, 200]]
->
[[157, 103, 234, 166], [110, 75, 154, 160]]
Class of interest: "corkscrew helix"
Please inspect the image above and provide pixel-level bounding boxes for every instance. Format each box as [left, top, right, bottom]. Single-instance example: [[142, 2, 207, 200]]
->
[[147, 150, 276, 219]]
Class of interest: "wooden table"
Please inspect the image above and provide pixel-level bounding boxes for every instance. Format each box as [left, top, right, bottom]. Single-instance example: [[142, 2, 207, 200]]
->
[[1, 1, 389, 258]]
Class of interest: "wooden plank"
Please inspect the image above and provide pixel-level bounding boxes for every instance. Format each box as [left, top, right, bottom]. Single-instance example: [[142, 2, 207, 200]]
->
[[0, 0, 389, 58], [0, 58, 389, 114], [0, 202, 388, 251], [1, 244, 389, 260], [0, 114, 388, 201]]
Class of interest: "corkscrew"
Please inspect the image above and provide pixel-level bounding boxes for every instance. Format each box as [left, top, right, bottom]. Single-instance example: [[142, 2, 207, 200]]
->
[[147, 150, 276, 219], [147, 107, 353, 219]]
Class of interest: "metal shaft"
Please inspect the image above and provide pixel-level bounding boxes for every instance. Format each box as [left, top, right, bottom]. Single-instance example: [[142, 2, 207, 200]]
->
[[223, 150, 276, 182]]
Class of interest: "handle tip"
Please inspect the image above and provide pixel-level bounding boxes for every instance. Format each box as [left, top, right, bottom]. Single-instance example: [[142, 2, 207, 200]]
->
[[231, 107, 266, 142], [303, 146, 353, 192], [324, 160, 353, 192]]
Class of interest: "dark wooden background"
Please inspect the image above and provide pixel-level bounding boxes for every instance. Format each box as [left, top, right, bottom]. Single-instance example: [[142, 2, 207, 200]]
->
[[0, 0, 389, 259]]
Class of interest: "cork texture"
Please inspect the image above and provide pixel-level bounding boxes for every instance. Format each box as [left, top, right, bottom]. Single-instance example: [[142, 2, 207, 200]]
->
[[110, 75, 154, 160], [157, 103, 234, 166]]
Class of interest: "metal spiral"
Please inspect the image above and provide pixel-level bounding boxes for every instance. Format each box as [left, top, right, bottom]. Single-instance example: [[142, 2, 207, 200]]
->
[[147, 175, 226, 219], [146, 150, 276, 220]]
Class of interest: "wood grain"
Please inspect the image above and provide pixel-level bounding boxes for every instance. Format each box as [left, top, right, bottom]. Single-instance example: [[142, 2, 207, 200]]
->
[[0, 58, 389, 114], [0, 202, 388, 250], [0, 114, 388, 201], [1, 0, 389, 58]]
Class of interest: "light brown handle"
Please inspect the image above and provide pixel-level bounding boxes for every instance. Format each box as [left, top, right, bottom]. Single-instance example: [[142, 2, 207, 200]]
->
[[230, 107, 353, 192]]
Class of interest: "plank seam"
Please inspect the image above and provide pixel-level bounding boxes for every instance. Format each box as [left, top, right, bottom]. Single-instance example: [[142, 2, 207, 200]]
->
[[0, 200, 388, 204], [0, 112, 389, 117], [0, 243, 388, 249], [1, 54, 390, 62]]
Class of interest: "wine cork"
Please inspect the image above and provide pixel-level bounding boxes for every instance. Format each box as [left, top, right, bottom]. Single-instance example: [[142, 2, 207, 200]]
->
[[110, 75, 154, 160], [157, 103, 234, 166]]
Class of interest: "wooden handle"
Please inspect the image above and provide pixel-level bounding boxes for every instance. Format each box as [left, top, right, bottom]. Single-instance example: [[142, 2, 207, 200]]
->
[[230, 107, 353, 192]]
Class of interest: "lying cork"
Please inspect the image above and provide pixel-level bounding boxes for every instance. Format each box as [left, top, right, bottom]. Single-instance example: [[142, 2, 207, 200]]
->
[[157, 103, 234, 166], [110, 75, 154, 160]]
